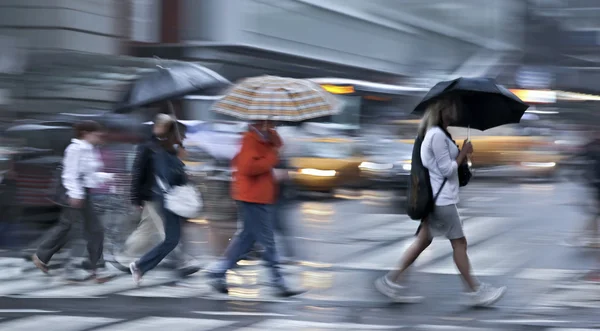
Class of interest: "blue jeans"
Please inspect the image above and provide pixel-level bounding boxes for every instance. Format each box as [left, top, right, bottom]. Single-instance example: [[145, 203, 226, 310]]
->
[[136, 198, 181, 275], [214, 201, 284, 286]]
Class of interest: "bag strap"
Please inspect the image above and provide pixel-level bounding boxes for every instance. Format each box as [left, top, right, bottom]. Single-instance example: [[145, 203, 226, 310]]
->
[[433, 178, 447, 202], [155, 175, 170, 193]]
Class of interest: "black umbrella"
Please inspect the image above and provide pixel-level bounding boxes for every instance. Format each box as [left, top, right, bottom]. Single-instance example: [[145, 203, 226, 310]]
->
[[115, 62, 230, 113], [412, 77, 529, 131]]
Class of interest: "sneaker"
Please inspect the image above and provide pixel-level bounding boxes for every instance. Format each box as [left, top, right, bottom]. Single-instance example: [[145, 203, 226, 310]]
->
[[31, 254, 49, 274], [466, 283, 507, 307], [129, 262, 142, 286], [374, 276, 423, 303]]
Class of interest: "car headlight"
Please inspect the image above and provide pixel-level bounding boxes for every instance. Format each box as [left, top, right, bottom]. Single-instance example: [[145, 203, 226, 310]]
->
[[359, 162, 393, 171], [394, 160, 411, 172], [299, 168, 337, 177], [521, 162, 556, 168]]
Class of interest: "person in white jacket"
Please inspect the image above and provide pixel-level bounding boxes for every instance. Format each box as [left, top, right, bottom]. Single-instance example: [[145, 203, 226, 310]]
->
[[32, 120, 112, 283]]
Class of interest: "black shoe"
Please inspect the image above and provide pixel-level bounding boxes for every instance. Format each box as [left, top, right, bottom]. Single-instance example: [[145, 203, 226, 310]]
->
[[208, 278, 229, 294], [81, 259, 105, 270], [108, 259, 131, 273], [177, 265, 201, 278], [274, 286, 305, 298]]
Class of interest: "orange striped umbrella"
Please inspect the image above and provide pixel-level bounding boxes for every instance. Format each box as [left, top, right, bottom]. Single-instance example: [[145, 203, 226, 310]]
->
[[212, 76, 342, 121]]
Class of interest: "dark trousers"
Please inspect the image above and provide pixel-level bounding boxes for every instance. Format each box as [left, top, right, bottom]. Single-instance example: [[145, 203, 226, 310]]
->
[[36, 191, 104, 270], [215, 201, 283, 286], [136, 198, 182, 275]]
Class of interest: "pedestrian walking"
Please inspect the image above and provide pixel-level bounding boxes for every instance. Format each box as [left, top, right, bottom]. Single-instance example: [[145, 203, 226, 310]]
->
[[32, 120, 113, 282], [375, 98, 507, 307], [128, 114, 196, 284], [115, 114, 200, 277], [207, 121, 302, 297]]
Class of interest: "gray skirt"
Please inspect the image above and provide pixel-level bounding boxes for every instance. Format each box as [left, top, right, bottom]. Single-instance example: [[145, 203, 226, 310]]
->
[[425, 204, 464, 240]]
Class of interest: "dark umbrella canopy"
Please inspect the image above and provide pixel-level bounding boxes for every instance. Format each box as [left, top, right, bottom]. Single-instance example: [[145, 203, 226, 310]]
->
[[412, 77, 529, 131], [115, 63, 230, 113]]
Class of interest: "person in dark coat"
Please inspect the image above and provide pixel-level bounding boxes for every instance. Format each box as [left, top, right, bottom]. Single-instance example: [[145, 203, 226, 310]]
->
[[113, 114, 199, 276]]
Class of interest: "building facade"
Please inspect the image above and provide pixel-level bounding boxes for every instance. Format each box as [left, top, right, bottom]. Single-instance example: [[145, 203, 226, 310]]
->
[[131, 0, 528, 122], [0, 0, 135, 114]]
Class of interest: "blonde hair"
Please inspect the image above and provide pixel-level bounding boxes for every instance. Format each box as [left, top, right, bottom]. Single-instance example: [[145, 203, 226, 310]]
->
[[417, 98, 456, 137]]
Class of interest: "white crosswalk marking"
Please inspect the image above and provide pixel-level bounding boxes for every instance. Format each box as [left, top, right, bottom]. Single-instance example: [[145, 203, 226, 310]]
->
[[236, 319, 399, 330], [0, 315, 586, 330], [15, 275, 173, 298], [549, 329, 600, 331], [339, 216, 513, 270], [94, 317, 236, 331], [421, 238, 530, 276], [119, 283, 212, 298], [345, 220, 419, 242], [413, 326, 499, 330], [0, 276, 65, 296], [514, 269, 581, 282], [0, 315, 118, 331]]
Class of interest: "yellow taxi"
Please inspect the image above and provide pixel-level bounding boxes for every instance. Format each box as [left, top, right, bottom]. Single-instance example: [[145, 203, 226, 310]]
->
[[392, 120, 564, 179], [288, 137, 363, 192], [450, 125, 565, 178]]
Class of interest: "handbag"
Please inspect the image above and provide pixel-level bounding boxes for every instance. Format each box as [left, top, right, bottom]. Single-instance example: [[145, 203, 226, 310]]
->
[[458, 161, 472, 187], [155, 175, 203, 219]]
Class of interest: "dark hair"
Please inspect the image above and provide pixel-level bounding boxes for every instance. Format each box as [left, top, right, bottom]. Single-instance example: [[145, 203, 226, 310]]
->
[[74, 120, 102, 139]]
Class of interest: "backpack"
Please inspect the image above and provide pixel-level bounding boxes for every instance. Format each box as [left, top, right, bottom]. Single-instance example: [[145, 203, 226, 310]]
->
[[406, 134, 446, 220]]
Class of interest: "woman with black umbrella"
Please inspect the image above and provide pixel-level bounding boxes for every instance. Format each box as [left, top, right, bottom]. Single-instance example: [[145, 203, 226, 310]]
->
[[375, 98, 507, 307]]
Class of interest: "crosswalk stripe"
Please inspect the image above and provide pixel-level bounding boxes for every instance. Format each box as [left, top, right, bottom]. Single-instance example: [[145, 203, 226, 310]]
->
[[14, 275, 173, 298], [514, 269, 580, 282], [0, 276, 65, 296], [118, 284, 212, 298], [194, 311, 293, 317], [236, 319, 399, 330], [413, 326, 497, 330], [482, 319, 572, 325], [345, 221, 419, 242], [94, 317, 236, 331], [420, 238, 530, 276], [339, 216, 512, 270], [0, 310, 58, 313], [0, 315, 118, 331]]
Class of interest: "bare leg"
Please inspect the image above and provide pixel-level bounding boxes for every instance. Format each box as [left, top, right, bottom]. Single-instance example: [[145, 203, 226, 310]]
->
[[450, 237, 479, 292], [389, 224, 432, 283]]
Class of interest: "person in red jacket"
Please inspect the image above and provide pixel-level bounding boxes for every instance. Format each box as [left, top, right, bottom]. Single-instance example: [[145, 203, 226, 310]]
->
[[207, 120, 302, 297]]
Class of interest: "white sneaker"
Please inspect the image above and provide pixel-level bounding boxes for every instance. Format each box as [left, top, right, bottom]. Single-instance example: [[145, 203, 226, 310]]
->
[[374, 276, 423, 303], [129, 262, 142, 286], [466, 283, 507, 307]]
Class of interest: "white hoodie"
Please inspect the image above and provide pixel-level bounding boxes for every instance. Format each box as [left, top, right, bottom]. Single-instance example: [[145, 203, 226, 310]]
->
[[62, 139, 104, 200]]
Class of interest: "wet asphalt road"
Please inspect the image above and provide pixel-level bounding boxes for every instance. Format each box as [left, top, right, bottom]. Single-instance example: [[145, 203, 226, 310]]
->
[[0, 177, 598, 330]]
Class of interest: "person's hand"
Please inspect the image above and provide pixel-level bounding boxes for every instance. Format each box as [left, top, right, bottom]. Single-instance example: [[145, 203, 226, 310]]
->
[[69, 198, 84, 209], [462, 140, 474, 154], [177, 146, 188, 159]]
